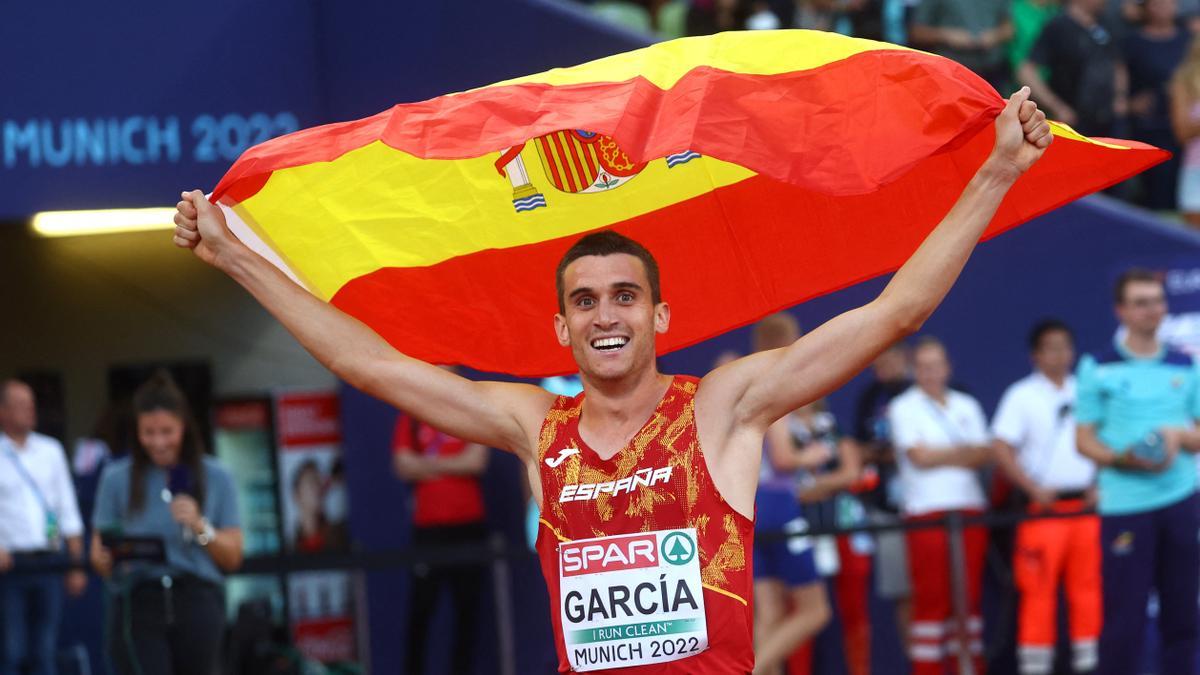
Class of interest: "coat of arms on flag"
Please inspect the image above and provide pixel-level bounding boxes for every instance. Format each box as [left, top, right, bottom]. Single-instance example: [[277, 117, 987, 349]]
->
[[496, 129, 701, 212]]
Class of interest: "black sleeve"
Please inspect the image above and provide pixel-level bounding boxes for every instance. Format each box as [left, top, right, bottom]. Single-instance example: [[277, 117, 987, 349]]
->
[[1027, 18, 1058, 67], [852, 385, 877, 442]]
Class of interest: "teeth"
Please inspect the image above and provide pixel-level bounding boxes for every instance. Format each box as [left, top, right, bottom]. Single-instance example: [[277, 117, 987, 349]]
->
[[592, 337, 629, 349]]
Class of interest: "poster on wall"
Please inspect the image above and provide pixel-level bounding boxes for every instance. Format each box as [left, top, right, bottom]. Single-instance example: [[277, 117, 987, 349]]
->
[[275, 391, 358, 664], [213, 398, 286, 624]]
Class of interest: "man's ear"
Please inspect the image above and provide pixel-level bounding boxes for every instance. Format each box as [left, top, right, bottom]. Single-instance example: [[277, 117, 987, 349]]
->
[[654, 302, 671, 334], [554, 313, 571, 347]]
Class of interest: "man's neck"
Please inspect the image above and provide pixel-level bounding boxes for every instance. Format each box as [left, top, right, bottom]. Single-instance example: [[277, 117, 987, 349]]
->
[[2, 429, 29, 449], [581, 369, 671, 424], [578, 369, 673, 457], [1038, 368, 1068, 388], [919, 385, 948, 405], [1122, 330, 1160, 357]]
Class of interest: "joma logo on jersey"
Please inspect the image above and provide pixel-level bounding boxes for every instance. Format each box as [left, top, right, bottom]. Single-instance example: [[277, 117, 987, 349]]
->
[[560, 533, 657, 576], [558, 466, 673, 502]]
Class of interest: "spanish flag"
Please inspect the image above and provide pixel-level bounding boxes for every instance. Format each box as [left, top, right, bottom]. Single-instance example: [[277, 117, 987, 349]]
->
[[213, 30, 1165, 377]]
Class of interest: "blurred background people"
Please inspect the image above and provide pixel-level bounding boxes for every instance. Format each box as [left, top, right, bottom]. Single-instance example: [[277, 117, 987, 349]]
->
[[391, 395, 489, 675], [1171, 36, 1200, 226], [991, 320, 1100, 674], [0, 379, 86, 675], [749, 313, 832, 675], [909, 0, 1013, 90], [1123, 0, 1188, 210], [1018, 0, 1126, 137], [793, 399, 873, 675], [852, 342, 914, 656], [889, 337, 991, 675], [1076, 269, 1200, 675], [90, 371, 243, 675]]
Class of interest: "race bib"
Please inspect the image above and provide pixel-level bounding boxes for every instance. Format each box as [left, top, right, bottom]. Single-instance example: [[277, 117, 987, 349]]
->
[[559, 528, 708, 671]]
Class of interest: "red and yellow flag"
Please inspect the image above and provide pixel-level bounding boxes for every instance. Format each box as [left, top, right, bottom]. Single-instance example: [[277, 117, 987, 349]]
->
[[212, 30, 1165, 376]]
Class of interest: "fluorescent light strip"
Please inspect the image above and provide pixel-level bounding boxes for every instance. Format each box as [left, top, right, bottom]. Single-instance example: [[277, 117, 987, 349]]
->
[[31, 208, 176, 238]]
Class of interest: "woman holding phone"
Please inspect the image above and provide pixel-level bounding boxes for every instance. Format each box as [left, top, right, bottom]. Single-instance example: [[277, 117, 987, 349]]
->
[[90, 370, 243, 675]]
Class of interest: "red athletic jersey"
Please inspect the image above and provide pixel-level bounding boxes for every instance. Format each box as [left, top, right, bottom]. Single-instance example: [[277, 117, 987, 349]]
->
[[535, 375, 755, 674], [392, 415, 485, 527]]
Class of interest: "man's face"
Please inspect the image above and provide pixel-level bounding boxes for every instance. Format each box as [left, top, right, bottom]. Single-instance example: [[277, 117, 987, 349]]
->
[[872, 346, 909, 383], [0, 383, 36, 437], [1033, 330, 1075, 377], [913, 344, 951, 393], [555, 253, 669, 382], [1116, 280, 1167, 336], [1146, 0, 1177, 23]]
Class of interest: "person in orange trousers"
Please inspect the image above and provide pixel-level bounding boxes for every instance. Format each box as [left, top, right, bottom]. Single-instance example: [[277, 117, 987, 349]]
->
[[992, 320, 1101, 674]]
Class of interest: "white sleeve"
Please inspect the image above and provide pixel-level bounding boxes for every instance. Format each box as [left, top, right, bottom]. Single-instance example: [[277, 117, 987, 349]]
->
[[888, 398, 921, 451], [990, 386, 1026, 447], [964, 397, 990, 446], [51, 441, 84, 538]]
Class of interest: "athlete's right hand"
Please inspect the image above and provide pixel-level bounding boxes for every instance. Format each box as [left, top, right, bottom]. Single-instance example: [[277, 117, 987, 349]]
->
[[174, 190, 241, 268]]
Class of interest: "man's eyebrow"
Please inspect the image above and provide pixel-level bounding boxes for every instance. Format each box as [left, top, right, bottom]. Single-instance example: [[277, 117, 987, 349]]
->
[[568, 281, 643, 299]]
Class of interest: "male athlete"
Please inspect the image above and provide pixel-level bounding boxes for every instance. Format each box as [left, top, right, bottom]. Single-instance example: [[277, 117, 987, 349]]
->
[[173, 88, 1051, 673]]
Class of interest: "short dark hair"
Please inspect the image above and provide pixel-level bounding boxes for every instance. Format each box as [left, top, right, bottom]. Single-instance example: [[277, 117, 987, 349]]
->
[[555, 231, 661, 313], [1114, 268, 1162, 304], [1028, 318, 1073, 351], [912, 334, 946, 355]]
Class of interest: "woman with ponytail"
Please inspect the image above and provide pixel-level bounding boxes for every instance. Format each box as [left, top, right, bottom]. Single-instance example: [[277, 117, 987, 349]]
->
[[89, 370, 242, 675]]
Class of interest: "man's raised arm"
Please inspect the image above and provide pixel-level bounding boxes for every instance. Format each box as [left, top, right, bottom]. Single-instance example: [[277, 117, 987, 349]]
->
[[173, 192, 552, 458], [705, 87, 1052, 432]]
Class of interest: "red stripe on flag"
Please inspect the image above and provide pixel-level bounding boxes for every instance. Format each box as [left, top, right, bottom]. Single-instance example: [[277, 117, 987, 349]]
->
[[550, 132, 579, 193], [539, 136, 566, 192], [565, 135, 590, 189]]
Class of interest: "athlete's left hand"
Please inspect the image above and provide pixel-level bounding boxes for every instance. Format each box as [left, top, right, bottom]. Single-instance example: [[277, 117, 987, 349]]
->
[[989, 87, 1052, 179]]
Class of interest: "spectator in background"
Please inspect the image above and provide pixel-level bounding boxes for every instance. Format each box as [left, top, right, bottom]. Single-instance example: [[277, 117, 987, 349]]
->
[[1018, 0, 1127, 137], [991, 320, 1100, 675], [1075, 269, 1200, 675], [392, 400, 489, 675], [852, 342, 913, 655], [1170, 36, 1200, 225], [888, 337, 990, 675], [687, 0, 749, 34], [90, 371, 243, 675], [792, 401, 872, 675], [1008, 0, 1060, 80], [1124, 0, 1189, 210], [749, 314, 832, 675], [909, 0, 1013, 90], [0, 379, 86, 675]]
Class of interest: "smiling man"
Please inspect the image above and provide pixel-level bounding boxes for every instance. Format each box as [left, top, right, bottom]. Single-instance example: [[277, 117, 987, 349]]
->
[[173, 88, 1051, 674]]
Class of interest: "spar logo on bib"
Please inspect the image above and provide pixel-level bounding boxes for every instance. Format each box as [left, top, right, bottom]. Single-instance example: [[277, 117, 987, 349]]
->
[[661, 532, 695, 565], [561, 533, 658, 577]]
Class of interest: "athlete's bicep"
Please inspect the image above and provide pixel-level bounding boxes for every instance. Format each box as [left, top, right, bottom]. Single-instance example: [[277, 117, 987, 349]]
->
[[368, 359, 552, 459]]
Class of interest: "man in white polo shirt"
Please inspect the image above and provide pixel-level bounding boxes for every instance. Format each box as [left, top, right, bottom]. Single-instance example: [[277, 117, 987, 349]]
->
[[888, 336, 991, 675], [992, 320, 1099, 675], [0, 379, 86, 675]]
